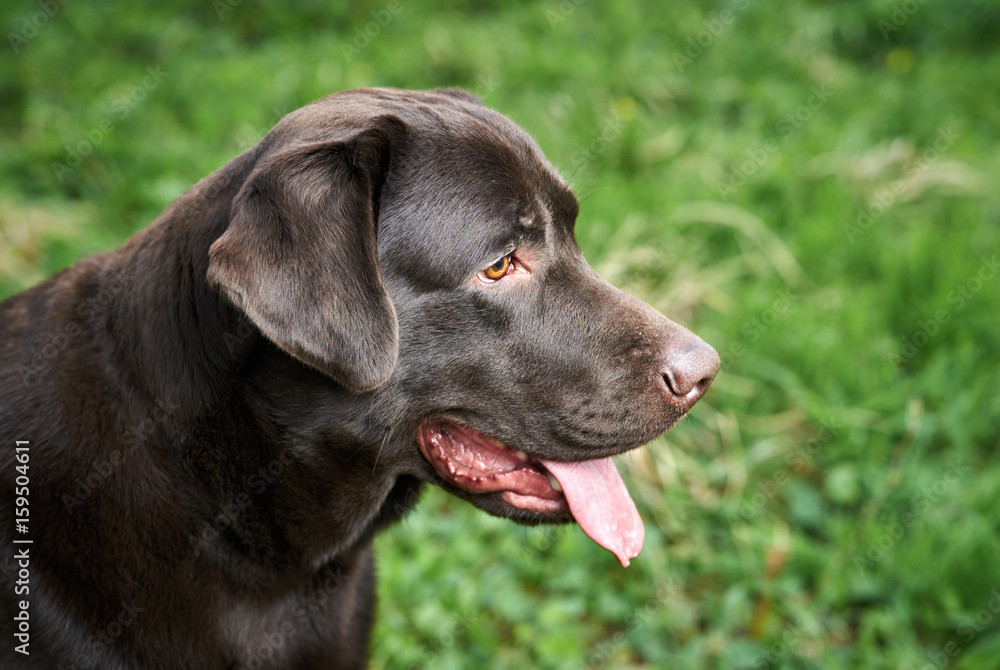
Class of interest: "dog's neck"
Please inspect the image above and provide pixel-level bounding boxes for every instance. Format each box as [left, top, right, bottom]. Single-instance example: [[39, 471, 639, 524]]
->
[[101, 148, 264, 416], [87, 148, 418, 575]]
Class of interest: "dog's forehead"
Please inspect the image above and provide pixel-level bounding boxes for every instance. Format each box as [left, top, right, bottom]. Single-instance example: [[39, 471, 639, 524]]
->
[[324, 90, 579, 287], [395, 114, 561, 228]]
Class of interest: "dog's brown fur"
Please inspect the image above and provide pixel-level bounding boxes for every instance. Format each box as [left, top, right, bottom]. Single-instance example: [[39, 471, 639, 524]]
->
[[0, 88, 718, 669]]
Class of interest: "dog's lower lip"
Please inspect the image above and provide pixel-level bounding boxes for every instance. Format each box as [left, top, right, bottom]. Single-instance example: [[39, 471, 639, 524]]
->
[[501, 491, 567, 514]]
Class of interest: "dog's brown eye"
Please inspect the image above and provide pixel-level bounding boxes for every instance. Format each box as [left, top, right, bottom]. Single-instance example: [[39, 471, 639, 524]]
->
[[483, 254, 512, 280]]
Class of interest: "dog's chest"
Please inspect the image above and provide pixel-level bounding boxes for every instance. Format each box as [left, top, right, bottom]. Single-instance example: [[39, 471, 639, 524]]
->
[[220, 600, 304, 669], [216, 556, 373, 669]]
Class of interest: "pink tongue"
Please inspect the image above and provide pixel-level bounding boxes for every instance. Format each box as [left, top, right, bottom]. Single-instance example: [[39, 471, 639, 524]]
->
[[540, 458, 644, 567]]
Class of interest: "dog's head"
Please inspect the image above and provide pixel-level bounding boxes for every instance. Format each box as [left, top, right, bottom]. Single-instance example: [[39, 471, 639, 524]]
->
[[207, 88, 719, 566]]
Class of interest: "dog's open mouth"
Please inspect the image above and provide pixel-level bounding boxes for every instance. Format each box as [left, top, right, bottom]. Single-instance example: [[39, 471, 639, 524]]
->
[[417, 420, 644, 567]]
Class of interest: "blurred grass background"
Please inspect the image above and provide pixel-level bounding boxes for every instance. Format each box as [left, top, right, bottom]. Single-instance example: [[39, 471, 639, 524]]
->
[[2, 1, 999, 668]]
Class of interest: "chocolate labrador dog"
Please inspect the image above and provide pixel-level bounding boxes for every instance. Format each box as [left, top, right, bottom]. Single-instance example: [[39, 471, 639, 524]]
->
[[0, 88, 718, 669]]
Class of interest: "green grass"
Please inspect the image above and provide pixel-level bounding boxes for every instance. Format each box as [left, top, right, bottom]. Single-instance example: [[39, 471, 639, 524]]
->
[[2, 1, 999, 668]]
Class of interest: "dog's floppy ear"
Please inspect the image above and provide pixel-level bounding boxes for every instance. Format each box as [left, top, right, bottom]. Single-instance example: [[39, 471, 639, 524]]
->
[[208, 116, 405, 392]]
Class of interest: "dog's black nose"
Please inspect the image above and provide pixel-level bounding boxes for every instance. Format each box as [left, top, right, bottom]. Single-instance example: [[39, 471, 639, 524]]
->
[[660, 340, 720, 410]]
